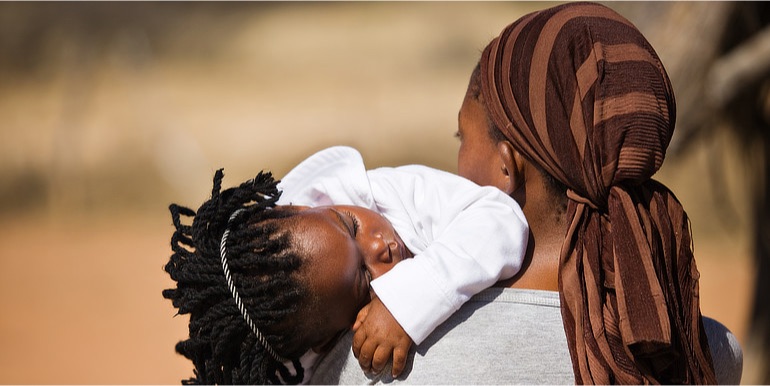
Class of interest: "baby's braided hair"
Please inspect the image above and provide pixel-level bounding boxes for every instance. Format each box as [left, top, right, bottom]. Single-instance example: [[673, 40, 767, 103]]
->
[[163, 169, 307, 384]]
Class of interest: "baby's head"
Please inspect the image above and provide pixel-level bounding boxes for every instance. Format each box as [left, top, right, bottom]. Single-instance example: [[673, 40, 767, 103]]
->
[[164, 169, 408, 384]]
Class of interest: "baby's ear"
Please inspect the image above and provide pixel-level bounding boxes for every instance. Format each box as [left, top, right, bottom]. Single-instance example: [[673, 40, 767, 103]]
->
[[497, 141, 524, 195]]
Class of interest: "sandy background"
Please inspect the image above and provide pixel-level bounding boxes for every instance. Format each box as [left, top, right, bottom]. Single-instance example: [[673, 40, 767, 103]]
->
[[0, 2, 756, 383]]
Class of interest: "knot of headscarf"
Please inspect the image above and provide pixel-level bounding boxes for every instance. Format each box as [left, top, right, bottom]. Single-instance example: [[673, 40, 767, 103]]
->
[[479, 2, 716, 384]]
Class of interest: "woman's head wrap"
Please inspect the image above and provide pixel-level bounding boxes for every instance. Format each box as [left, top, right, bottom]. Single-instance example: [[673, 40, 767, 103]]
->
[[479, 2, 716, 383]]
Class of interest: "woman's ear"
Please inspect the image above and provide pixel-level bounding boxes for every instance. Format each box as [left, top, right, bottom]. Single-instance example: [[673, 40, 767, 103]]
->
[[497, 141, 524, 195]]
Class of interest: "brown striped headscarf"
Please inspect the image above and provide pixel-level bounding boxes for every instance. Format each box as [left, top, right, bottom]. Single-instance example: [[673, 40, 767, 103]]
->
[[479, 2, 716, 384]]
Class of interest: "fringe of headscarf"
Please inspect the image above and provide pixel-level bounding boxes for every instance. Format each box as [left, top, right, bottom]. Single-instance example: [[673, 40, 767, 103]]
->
[[479, 2, 717, 383]]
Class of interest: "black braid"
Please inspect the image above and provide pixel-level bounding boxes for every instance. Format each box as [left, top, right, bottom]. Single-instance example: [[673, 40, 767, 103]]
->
[[164, 169, 307, 384]]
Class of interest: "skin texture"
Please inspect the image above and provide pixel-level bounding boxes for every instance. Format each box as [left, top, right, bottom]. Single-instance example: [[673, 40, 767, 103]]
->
[[456, 90, 564, 292], [288, 205, 413, 354]]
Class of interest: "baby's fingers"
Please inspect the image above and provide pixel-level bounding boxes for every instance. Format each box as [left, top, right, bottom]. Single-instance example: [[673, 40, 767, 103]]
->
[[391, 345, 409, 378], [351, 327, 366, 359], [356, 340, 378, 373], [371, 346, 392, 375]]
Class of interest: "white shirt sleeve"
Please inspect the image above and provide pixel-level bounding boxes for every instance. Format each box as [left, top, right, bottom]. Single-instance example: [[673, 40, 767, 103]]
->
[[368, 165, 528, 345], [276, 146, 375, 209]]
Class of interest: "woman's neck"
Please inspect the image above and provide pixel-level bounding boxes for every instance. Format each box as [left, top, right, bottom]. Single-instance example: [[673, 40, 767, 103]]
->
[[497, 178, 565, 291]]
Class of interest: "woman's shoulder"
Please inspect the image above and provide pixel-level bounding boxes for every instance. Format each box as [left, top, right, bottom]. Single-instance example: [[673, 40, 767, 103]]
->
[[310, 287, 574, 384]]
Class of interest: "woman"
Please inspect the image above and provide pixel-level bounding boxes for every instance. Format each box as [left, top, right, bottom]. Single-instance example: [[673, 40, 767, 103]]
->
[[311, 2, 742, 384], [462, 1, 715, 382]]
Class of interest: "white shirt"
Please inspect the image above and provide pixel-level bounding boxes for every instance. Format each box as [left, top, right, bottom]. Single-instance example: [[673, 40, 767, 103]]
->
[[277, 146, 527, 344]]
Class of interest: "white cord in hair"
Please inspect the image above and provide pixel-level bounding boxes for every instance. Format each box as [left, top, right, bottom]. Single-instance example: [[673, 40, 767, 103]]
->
[[220, 208, 287, 364]]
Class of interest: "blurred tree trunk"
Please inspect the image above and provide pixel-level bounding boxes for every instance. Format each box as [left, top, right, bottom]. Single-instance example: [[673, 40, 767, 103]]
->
[[705, 4, 770, 384], [719, 10, 770, 379], [752, 133, 770, 384], [609, 2, 770, 383]]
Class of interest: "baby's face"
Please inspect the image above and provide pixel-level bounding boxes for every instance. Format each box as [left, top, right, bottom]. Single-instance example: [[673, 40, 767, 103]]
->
[[287, 205, 412, 349]]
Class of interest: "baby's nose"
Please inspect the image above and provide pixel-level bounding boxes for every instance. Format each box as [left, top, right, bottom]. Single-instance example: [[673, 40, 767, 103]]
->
[[369, 233, 394, 264]]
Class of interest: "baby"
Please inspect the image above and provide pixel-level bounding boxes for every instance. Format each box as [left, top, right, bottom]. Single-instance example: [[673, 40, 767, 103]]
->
[[164, 146, 527, 384]]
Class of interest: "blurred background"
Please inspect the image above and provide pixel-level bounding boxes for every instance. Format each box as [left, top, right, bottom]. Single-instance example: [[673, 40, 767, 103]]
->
[[0, 2, 767, 384]]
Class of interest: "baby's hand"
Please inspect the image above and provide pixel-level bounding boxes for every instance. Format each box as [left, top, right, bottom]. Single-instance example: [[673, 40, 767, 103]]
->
[[351, 297, 412, 378]]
